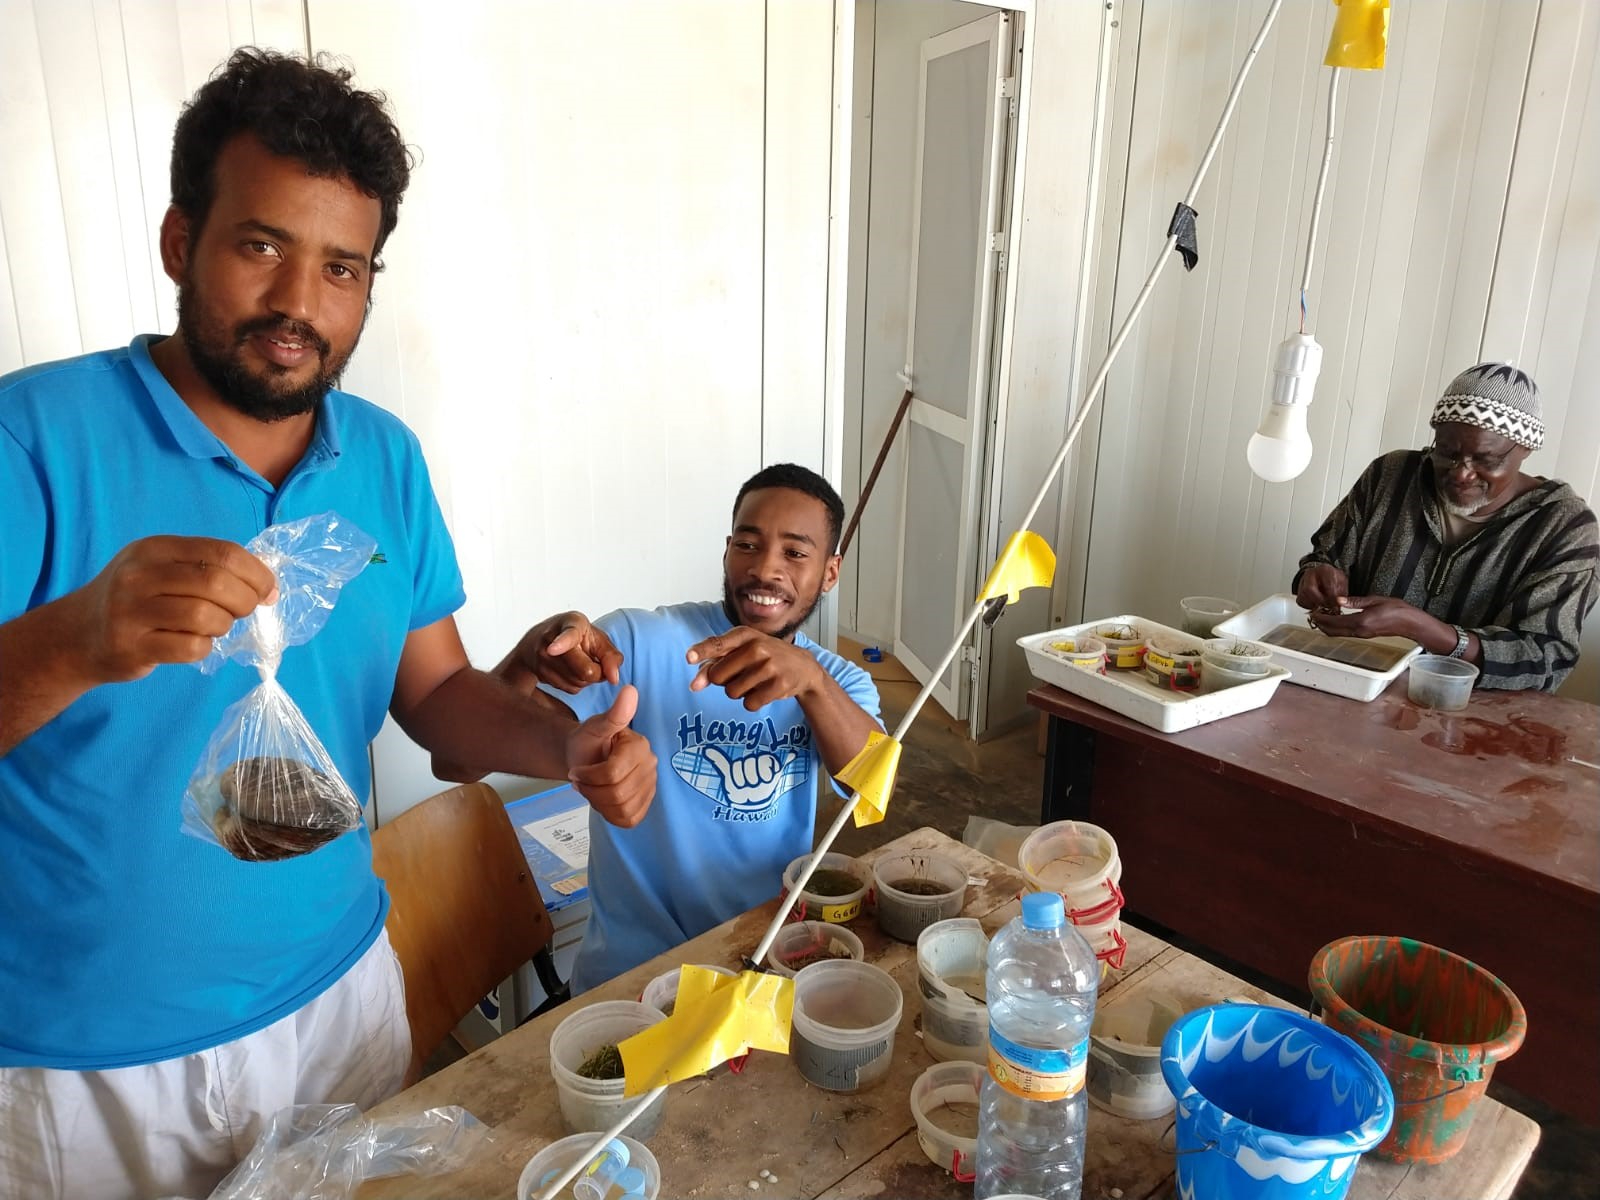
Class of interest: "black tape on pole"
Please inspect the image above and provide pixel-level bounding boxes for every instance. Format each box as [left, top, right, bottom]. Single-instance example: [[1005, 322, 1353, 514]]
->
[[1168, 203, 1200, 271]]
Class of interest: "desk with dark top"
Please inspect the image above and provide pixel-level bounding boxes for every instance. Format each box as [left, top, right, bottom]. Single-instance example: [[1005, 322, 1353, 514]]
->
[[1028, 680, 1600, 1122]]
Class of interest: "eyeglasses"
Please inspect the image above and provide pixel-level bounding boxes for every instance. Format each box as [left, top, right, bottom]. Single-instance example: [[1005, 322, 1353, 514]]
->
[[1425, 444, 1511, 473]]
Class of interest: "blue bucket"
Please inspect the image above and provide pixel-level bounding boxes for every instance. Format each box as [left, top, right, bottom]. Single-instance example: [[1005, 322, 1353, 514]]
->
[[1160, 1005, 1394, 1200]]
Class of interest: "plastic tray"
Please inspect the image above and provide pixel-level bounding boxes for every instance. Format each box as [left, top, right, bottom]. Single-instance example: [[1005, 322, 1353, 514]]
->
[[1018, 616, 1290, 734], [1213, 594, 1420, 703]]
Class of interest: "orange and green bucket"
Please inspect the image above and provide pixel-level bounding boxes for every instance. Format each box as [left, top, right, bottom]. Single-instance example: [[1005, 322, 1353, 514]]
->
[[1308, 935, 1526, 1164]]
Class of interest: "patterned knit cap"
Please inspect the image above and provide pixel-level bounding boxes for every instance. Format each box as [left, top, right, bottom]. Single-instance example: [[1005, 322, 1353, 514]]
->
[[1431, 362, 1543, 450]]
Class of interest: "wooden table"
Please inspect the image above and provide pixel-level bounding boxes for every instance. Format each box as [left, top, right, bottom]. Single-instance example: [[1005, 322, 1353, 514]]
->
[[1028, 679, 1600, 1124], [358, 828, 1537, 1199]]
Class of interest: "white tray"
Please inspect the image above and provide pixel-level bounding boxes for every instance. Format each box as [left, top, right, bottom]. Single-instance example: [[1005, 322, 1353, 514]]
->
[[1213, 594, 1419, 703], [1018, 616, 1291, 734]]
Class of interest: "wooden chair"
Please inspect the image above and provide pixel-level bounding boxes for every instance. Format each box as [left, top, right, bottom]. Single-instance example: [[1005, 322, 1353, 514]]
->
[[371, 781, 556, 1084]]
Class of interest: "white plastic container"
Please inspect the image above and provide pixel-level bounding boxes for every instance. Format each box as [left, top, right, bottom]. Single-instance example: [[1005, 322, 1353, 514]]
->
[[1214, 594, 1419, 702], [517, 1134, 661, 1200], [1408, 654, 1478, 710], [765, 920, 864, 978], [917, 918, 989, 1064], [781, 851, 870, 923], [1017, 821, 1122, 916], [548, 1001, 668, 1140], [872, 851, 968, 943], [1040, 634, 1107, 673], [640, 964, 735, 1017], [1019, 617, 1291, 734], [790, 959, 903, 1093], [910, 1061, 983, 1178], [1179, 596, 1241, 638], [1086, 990, 1184, 1120]]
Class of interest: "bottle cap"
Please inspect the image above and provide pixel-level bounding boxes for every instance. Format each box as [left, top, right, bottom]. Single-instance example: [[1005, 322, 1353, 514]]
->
[[615, 1167, 646, 1193], [1021, 891, 1064, 930], [598, 1139, 631, 1169]]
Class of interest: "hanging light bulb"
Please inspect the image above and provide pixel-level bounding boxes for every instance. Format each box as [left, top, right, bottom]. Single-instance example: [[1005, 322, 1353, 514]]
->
[[1248, 332, 1322, 482]]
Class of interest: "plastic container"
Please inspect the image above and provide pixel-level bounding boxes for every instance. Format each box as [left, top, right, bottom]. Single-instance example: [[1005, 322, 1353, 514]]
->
[[1086, 991, 1183, 1120], [1042, 635, 1107, 673], [765, 920, 864, 978], [1160, 1005, 1394, 1200], [782, 851, 870, 923], [1091, 623, 1147, 671], [517, 1134, 661, 1200], [790, 959, 903, 1093], [1179, 596, 1241, 638], [1308, 935, 1526, 1164], [975, 892, 1099, 1200], [1144, 634, 1205, 692], [1407, 655, 1479, 711], [911, 1061, 983, 1180], [1018, 619, 1291, 734], [1215, 594, 1420, 702], [640, 964, 736, 1017], [548, 1001, 669, 1140], [873, 851, 969, 942], [917, 918, 990, 1064], [1017, 821, 1122, 917]]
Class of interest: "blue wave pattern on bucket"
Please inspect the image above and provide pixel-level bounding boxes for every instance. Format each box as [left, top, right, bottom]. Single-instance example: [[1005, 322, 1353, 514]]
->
[[975, 892, 1098, 1200], [1160, 1005, 1395, 1200]]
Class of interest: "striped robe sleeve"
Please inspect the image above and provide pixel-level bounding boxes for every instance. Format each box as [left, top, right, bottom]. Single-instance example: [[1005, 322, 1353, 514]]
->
[[1474, 508, 1600, 692]]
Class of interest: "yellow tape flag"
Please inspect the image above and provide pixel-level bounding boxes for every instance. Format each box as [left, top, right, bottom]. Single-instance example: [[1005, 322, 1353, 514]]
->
[[838, 730, 902, 828], [1325, 0, 1389, 70], [978, 531, 1057, 605], [618, 967, 793, 1095]]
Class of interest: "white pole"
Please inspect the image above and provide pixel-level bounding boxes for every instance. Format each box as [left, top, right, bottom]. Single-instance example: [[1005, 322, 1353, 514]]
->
[[541, 1, 1290, 1186]]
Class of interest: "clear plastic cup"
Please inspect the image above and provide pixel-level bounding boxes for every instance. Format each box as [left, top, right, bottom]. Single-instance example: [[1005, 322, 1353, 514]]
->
[[790, 959, 903, 1092], [872, 851, 968, 943], [1407, 654, 1478, 711], [1200, 637, 1273, 692], [910, 1061, 983, 1177], [781, 851, 870, 923], [548, 1001, 668, 1140], [517, 1134, 661, 1200], [1092, 623, 1148, 671], [765, 920, 864, 977], [917, 918, 989, 1064], [1043, 634, 1107, 673], [639, 964, 735, 1017], [1179, 596, 1241, 638]]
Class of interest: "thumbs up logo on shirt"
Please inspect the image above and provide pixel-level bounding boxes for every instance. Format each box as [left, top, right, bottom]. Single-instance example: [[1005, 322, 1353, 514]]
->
[[670, 711, 811, 822]]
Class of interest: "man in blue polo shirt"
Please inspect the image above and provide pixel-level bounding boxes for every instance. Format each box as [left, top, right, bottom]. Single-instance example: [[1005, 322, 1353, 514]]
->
[[440, 464, 882, 991], [0, 51, 654, 1200]]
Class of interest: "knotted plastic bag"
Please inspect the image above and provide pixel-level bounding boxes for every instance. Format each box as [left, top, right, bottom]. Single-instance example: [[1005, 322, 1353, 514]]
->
[[183, 512, 377, 861]]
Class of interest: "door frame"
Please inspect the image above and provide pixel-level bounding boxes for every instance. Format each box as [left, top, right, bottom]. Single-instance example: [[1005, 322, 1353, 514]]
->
[[823, 0, 1039, 736]]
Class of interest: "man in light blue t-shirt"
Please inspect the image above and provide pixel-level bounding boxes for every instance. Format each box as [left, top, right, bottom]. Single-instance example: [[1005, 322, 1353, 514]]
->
[[443, 464, 881, 991]]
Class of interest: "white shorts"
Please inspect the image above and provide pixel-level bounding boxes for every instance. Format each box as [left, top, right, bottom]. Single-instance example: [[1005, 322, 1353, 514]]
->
[[0, 929, 410, 1200]]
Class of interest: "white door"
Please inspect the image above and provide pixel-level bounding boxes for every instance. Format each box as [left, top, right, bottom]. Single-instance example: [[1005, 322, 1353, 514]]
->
[[892, 13, 1013, 719]]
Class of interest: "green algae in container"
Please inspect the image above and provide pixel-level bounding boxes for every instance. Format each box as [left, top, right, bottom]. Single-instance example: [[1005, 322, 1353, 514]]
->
[[782, 851, 869, 923]]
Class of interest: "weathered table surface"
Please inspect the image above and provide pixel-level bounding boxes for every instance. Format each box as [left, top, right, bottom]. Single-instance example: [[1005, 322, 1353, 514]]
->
[[1029, 679, 1600, 1122], [357, 827, 1538, 1200]]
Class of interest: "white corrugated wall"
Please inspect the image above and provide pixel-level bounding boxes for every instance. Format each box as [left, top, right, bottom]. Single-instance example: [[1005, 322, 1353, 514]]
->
[[1062, 0, 1600, 701]]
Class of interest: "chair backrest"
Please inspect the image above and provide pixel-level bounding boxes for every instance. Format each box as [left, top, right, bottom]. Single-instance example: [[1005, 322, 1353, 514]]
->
[[371, 781, 554, 1082]]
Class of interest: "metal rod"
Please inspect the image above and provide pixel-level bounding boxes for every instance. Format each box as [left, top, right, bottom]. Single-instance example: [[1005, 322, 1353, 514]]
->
[[839, 387, 915, 559]]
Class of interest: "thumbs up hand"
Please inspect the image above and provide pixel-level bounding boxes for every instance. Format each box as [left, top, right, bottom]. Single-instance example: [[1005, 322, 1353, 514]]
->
[[567, 684, 657, 827]]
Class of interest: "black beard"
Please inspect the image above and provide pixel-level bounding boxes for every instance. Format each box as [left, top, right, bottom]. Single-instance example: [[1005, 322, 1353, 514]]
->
[[722, 576, 824, 641], [177, 286, 354, 423]]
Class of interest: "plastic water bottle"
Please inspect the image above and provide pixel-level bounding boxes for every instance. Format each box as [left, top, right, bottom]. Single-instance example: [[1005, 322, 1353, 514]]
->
[[975, 891, 1099, 1200]]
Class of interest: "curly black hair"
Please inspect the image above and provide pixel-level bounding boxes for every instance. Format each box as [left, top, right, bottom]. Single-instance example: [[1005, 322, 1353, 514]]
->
[[734, 464, 846, 553], [170, 48, 412, 262]]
